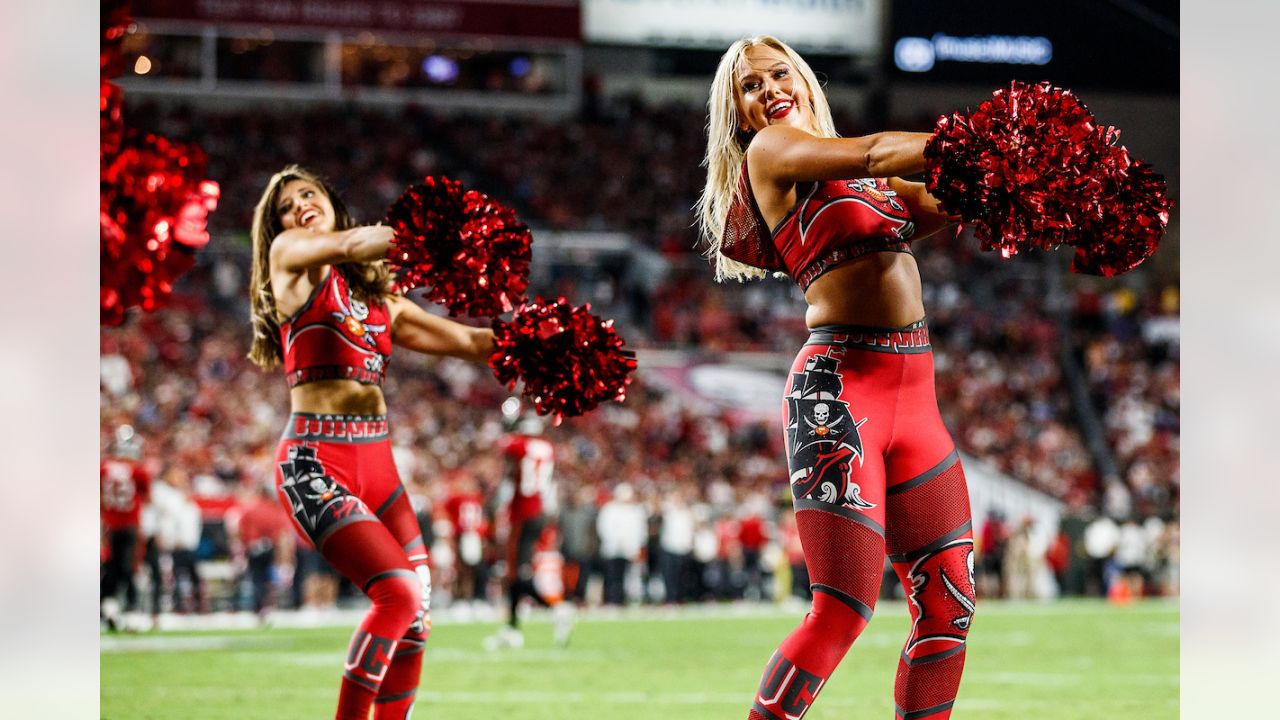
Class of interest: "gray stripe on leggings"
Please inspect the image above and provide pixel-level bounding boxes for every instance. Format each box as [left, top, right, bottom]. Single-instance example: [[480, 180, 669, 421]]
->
[[900, 642, 966, 667], [374, 689, 418, 704], [888, 523, 972, 564], [316, 515, 378, 551], [374, 485, 405, 517], [897, 699, 955, 719], [887, 449, 959, 495], [361, 568, 418, 594], [810, 583, 875, 622], [793, 497, 885, 537]]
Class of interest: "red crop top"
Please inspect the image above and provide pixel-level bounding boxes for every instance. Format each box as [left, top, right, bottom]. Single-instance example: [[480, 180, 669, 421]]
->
[[280, 268, 393, 388], [720, 160, 917, 290]]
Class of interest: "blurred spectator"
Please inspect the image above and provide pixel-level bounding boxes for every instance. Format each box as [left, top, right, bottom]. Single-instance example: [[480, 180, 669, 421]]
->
[[738, 494, 771, 602], [1152, 519, 1180, 596], [710, 511, 743, 601], [597, 483, 647, 605], [691, 507, 720, 603], [1045, 527, 1071, 594], [978, 511, 1008, 598], [1114, 516, 1151, 597], [139, 491, 164, 620], [658, 486, 695, 604], [1084, 513, 1121, 597], [1001, 518, 1042, 600], [777, 509, 810, 602], [441, 472, 491, 608], [170, 481, 207, 613], [1056, 492, 1095, 597], [149, 469, 207, 614], [560, 485, 599, 604], [226, 482, 294, 619]]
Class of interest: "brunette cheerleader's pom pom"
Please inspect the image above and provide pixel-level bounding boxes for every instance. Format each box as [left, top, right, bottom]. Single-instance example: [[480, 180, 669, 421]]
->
[[101, 131, 220, 326], [101, 132, 213, 237], [925, 81, 1170, 276], [384, 176, 532, 318], [489, 297, 638, 424]]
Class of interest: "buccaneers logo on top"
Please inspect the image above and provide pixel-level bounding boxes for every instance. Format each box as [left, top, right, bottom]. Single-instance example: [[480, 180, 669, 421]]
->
[[785, 350, 873, 509], [332, 284, 386, 350]]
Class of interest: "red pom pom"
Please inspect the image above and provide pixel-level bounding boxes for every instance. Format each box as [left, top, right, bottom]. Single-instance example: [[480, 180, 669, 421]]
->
[[925, 81, 1170, 275], [1068, 156, 1171, 277], [100, 131, 220, 325], [385, 176, 532, 318], [489, 297, 638, 424]]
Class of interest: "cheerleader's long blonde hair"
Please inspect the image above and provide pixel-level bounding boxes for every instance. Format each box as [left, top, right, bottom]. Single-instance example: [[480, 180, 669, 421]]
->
[[695, 35, 838, 282], [247, 165, 392, 369]]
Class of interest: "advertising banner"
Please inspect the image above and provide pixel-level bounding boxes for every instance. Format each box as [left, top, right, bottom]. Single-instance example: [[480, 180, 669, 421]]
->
[[888, 0, 1176, 92]]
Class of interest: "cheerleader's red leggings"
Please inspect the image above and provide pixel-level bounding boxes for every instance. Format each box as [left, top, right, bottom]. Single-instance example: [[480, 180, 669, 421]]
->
[[275, 413, 431, 720], [749, 321, 976, 720]]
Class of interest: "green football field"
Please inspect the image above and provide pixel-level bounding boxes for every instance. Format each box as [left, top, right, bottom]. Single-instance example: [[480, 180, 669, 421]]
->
[[101, 598, 1178, 719]]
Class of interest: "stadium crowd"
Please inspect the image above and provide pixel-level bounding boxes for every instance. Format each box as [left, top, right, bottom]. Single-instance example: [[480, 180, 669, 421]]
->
[[101, 98, 1179, 625]]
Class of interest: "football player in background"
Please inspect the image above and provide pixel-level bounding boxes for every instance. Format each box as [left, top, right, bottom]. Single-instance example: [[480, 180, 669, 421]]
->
[[441, 468, 492, 614], [485, 398, 575, 649], [100, 425, 151, 631]]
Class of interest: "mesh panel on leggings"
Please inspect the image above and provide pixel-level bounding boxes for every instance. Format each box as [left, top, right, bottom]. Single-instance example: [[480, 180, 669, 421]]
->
[[886, 461, 970, 555], [895, 650, 966, 715], [796, 508, 885, 609]]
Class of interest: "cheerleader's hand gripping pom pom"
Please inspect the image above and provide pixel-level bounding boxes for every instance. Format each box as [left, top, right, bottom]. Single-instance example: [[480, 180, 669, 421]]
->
[[384, 176, 532, 318], [489, 297, 638, 425], [924, 80, 1170, 276]]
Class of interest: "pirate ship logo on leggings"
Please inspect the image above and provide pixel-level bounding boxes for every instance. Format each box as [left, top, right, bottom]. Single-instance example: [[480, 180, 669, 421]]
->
[[785, 350, 873, 509], [279, 443, 368, 539]]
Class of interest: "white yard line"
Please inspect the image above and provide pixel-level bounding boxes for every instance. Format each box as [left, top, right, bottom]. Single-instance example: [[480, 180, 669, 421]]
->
[[104, 598, 1179, 634]]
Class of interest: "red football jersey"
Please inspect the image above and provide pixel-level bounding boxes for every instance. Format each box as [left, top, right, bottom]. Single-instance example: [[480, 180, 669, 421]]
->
[[100, 458, 151, 530], [443, 492, 489, 539], [721, 161, 917, 290], [739, 515, 768, 551], [280, 267, 392, 388], [236, 497, 292, 547], [499, 434, 555, 523]]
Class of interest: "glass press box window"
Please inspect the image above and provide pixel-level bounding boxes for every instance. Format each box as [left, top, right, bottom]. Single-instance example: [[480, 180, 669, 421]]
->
[[341, 40, 569, 94], [216, 34, 327, 85], [121, 29, 202, 80]]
